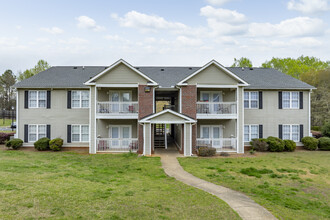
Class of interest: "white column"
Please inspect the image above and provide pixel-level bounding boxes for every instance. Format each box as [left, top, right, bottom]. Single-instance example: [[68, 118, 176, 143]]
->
[[143, 123, 152, 156], [184, 123, 192, 156]]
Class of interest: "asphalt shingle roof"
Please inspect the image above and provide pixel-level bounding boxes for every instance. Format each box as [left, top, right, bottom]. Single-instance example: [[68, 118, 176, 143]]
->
[[14, 65, 314, 89]]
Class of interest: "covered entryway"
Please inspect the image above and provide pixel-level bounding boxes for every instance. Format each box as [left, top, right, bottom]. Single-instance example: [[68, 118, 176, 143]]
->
[[139, 109, 196, 156]]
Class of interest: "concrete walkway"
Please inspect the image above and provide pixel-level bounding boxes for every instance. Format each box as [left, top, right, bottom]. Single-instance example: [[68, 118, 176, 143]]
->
[[157, 150, 277, 220]]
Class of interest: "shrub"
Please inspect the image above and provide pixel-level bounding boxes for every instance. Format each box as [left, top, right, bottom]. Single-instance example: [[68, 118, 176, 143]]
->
[[5, 138, 23, 150], [249, 149, 256, 155], [219, 152, 230, 157], [197, 146, 216, 157], [318, 137, 330, 151], [250, 138, 268, 152], [321, 122, 330, 137], [34, 137, 50, 151], [266, 136, 285, 152], [284, 140, 296, 152], [311, 126, 320, 131], [49, 138, 63, 151], [301, 136, 318, 150], [0, 132, 15, 144]]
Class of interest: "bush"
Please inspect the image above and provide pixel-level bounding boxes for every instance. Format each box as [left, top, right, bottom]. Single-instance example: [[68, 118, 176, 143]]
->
[[321, 122, 330, 137], [250, 138, 269, 152], [220, 152, 230, 157], [284, 140, 296, 152], [318, 137, 330, 151], [197, 146, 216, 157], [34, 137, 50, 151], [49, 138, 63, 151], [301, 136, 318, 150], [5, 138, 23, 150], [311, 126, 321, 131], [0, 132, 15, 144], [266, 136, 285, 152]]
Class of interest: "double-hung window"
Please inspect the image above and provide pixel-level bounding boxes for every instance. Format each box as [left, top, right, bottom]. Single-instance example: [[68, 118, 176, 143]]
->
[[282, 92, 299, 109], [244, 92, 258, 109], [72, 91, 89, 108], [29, 91, 46, 108], [283, 125, 300, 142], [28, 124, 46, 142], [244, 125, 259, 142], [72, 125, 89, 142]]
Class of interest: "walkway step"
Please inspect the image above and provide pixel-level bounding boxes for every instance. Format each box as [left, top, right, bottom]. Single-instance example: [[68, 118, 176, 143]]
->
[[160, 154, 277, 220]]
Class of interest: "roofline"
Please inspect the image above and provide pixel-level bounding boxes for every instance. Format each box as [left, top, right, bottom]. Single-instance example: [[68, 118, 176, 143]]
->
[[84, 59, 158, 86], [244, 87, 316, 90], [139, 109, 196, 123], [177, 60, 249, 86]]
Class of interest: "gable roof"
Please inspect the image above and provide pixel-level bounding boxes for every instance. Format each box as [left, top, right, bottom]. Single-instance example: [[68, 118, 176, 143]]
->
[[139, 109, 196, 123]]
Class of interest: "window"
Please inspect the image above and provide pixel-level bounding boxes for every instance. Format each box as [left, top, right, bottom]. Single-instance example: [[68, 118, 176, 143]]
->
[[244, 92, 258, 109], [72, 125, 89, 142], [283, 125, 300, 142], [200, 125, 223, 139], [72, 91, 89, 108], [244, 125, 259, 142], [200, 91, 222, 102], [28, 124, 46, 142], [29, 91, 46, 108], [282, 92, 299, 109]]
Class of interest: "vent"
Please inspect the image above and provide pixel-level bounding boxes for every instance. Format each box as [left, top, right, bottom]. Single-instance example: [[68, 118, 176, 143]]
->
[[249, 67, 253, 70], [136, 67, 139, 70], [241, 67, 244, 71], [73, 67, 78, 69], [161, 68, 164, 71], [189, 67, 192, 70]]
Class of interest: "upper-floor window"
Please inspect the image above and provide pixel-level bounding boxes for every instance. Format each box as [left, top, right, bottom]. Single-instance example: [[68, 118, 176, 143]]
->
[[283, 124, 300, 142], [244, 125, 259, 142], [244, 92, 258, 109], [29, 91, 46, 108], [282, 92, 299, 109], [28, 124, 46, 142], [72, 91, 89, 108], [72, 125, 89, 142]]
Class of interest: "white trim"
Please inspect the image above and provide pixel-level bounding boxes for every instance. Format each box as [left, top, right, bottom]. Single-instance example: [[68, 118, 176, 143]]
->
[[28, 90, 47, 108], [89, 88, 91, 147], [177, 60, 249, 86], [71, 124, 90, 143], [244, 91, 259, 109], [179, 87, 182, 113], [189, 123, 192, 156], [197, 84, 238, 88], [282, 91, 300, 109], [282, 124, 300, 142], [308, 90, 311, 136], [96, 115, 138, 119], [84, 59, 158, 85], [143, 123, 146, 155], [96, 84, 138, 88], [94, 86, 97, 154], [139, 109, 196, 123], [153, 87, 155, 113], [15, 91, 18, 138], [71, 90, 90, 108], [241, 87, 244, 153], [27, 124, 47, 142], [236, 88, 239, 153], [244, 124, 259, 142], [184, 123, 187, 156], [196, 114, 237, 119]]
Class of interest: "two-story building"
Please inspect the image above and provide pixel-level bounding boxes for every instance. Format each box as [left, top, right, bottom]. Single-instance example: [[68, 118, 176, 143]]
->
[[14, 59, 314, 156]]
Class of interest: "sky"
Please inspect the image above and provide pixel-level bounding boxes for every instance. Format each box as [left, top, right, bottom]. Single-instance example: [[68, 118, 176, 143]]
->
[[0, 0, 329, 74]]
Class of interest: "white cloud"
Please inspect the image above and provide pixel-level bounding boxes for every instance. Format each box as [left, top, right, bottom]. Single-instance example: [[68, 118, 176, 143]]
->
[[287, 0, 330, 14], [249, 17, 326, 37], [176, 36, 203, 46], [206, 0, 233, 6], [76, 16, 105, 31], [40, 27, 64, 34], [59, 37, 89, 45]]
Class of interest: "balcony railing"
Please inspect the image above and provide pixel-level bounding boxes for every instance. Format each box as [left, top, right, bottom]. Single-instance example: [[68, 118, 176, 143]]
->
[[196, 138, 237, 152], [97, 102, 138, 114], [97, 138, 138, 152], [197, 102, 237, 114]]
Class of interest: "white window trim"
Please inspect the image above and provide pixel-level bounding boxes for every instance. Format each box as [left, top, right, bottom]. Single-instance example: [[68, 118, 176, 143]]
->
[[72, 90, 90, 108], [282, 91, 299, 109], [200, 91, 223, 102], [283, 124, 300, 142], [200, 125, 223, 139], [28, 124, 47, 142], [108, 125, 132, 139], [109, 90, 132, 102], [244, 91, 259, 109], [71, 124, 89, 142], [28, 90, 47, 108], [244, 124, 259, 142]]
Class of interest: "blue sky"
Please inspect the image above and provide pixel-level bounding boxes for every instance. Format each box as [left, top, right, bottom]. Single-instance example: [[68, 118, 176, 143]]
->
[[0, 0, 329, 74]]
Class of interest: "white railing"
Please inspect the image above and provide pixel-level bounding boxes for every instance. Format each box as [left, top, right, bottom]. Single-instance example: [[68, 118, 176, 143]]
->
[[97, 138, 138, 152], [196, 138, 237, 152], [197, 102, 237, 114], [97, 102, 138, 114]]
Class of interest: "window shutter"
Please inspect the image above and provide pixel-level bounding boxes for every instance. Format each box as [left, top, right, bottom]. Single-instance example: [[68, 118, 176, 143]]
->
[[24, 91, 29, 109], [278, 91, 282, 109], [67, 91, 71, 109], [67, 125, 71, 143], [300, 124, 303, 141], [259, 91, 263, 109], [47, 91, 51, 109], [24, 124, 28, 142], [47, 125, 51, 139], [259, 124, 263, 138], [279, 124, 283, 139], [299, 92, 303, 109]]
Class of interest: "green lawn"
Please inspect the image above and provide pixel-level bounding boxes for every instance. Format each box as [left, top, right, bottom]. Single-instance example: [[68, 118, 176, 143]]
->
[[0, 118, 15, 127], [0, 150, 240, 219], [179, 152, 330, 220]]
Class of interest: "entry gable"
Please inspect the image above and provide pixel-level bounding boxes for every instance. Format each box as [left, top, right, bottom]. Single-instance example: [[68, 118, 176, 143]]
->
[[139, 109, 196, 124], [84, 59, 158, 85], [177, 60, 249, 86]]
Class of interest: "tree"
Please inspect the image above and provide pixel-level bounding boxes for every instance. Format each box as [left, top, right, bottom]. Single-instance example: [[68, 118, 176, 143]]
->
[[18, 59, 51, 81], [231, 57, 253, 68], [0, 70, 16, 110]]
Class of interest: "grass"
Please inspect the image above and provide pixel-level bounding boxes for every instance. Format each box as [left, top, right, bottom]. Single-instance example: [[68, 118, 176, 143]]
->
[[0, 149, 240, 219], [0, 119, 15, 127], [178, 151, 330, 220]]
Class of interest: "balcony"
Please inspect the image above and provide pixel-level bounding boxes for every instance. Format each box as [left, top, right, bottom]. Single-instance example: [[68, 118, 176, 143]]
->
[[96, 101, 138, 118], [196, 102, 237, 119], [196, 138, 237, 152], [97, 138, 138, 152]]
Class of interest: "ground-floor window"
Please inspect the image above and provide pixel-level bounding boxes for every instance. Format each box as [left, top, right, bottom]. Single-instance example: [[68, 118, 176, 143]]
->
[[200, 125, 223, 139], [244, 125, 259, 142], [109, 125, 132, 139], [72, 125, 89, 142], [283, 124, 300, 142], [28, 124, 46, 142]]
